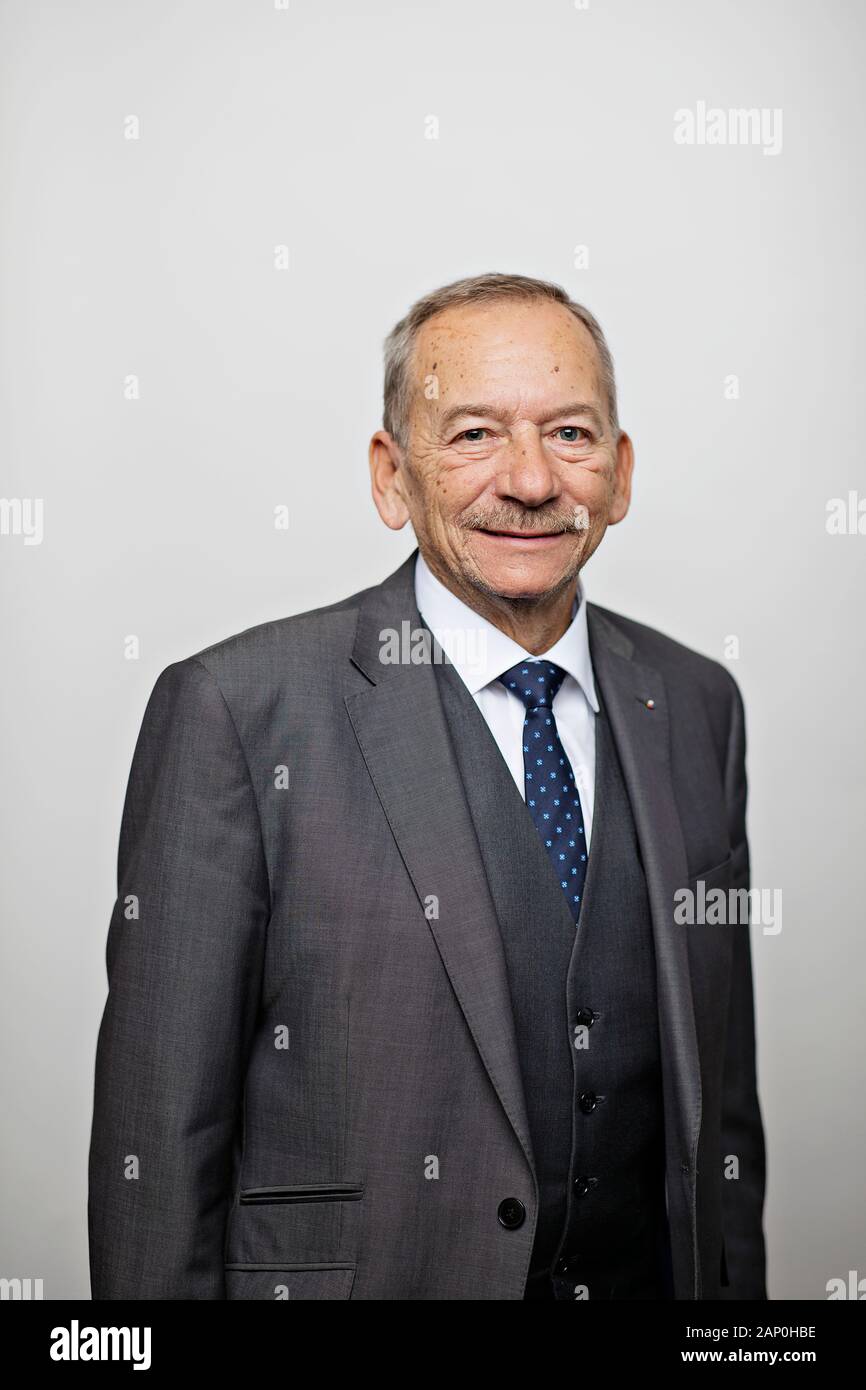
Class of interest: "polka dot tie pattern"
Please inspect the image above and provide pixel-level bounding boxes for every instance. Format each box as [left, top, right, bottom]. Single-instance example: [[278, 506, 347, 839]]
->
[[498, 659, 588, 925]]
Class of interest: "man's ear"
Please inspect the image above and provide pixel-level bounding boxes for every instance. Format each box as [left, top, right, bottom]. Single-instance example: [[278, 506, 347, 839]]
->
[[369, 430, 411, 531], [608, 431, 634, 526]]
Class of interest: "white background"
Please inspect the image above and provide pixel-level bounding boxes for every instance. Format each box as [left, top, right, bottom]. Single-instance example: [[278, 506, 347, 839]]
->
[[1, 0, 863, 1299]]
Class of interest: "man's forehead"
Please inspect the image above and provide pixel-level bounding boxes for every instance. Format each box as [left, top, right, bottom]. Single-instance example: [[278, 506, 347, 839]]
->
[[415, 299, 595, 359], [412, 301, 604, 416]]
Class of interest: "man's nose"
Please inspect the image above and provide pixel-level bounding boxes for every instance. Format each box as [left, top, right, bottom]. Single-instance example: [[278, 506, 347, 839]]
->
[[496, 431, 560, 508]]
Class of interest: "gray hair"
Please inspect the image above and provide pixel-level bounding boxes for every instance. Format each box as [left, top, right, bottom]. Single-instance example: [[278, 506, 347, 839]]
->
[[382, 271, 620, 451]]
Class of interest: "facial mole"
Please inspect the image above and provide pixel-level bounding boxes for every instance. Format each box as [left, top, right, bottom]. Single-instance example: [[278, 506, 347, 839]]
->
[[553, 365, 560, 373]]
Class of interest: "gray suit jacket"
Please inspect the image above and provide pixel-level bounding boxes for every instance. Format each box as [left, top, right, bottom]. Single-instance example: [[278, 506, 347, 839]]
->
[[88, 549, 767, 1300]]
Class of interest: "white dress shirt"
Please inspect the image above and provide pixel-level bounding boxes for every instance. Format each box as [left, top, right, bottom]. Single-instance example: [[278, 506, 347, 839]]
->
[[414, 551, 600, 848]]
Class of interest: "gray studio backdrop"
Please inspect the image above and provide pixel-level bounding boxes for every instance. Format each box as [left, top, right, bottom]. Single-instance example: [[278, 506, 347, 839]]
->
[[1, 0, 863, 1300]]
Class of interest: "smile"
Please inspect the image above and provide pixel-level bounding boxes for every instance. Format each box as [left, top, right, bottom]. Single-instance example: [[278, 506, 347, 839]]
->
[[476, 529, 566, 543]]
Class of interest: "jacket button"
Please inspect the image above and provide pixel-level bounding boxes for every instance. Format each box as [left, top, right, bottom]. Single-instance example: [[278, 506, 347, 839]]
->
[[497, 1197, 526, 1229], [573, 1175, 596, 1197], [574, 1007, 595, 1028], [578, 1091, 599, 1114], [555, 1254, 580, 1276]]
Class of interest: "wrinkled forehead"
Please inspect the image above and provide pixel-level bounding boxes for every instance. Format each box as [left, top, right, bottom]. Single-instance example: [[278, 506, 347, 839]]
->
[[409, 300, 605, 422]]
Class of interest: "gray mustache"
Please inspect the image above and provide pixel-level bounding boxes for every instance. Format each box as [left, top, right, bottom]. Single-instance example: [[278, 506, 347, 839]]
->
[[464, 505, 590, 534]]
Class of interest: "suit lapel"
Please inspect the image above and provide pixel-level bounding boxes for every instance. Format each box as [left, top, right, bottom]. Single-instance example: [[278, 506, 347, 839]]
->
[[344, 552, 536, 1180], [587, 603, 702, 1296]]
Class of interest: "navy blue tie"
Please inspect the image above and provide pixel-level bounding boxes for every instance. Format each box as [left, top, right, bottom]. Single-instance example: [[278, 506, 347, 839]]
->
[[498, 659, 588, 924]]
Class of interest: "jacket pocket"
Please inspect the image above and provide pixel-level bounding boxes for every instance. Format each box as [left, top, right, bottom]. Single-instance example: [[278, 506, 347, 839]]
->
[[688, 852, 733, 892], [225, 1263, 356, 1300], [238, 1182, 364, 1206]]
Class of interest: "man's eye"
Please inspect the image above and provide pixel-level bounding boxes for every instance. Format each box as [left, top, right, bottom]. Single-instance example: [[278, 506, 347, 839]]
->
[[455, 428, 490, 443], [556, 426, 591, 443]]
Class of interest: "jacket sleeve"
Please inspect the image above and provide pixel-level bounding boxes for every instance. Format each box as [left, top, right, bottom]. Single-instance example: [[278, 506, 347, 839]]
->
[[718, 671, 768, 1300], [88, 657, 270, 1298]]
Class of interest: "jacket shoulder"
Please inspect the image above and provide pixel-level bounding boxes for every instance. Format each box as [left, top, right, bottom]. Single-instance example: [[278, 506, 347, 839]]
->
[[160, 577, 381, 685], [589, 602, 743, 709]]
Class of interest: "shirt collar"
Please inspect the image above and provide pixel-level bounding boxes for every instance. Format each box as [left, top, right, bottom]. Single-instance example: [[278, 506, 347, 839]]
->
[[413, 549, 599, 712]]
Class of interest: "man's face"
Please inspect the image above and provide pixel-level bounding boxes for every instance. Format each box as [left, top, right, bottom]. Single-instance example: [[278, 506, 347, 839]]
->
[[371, 298, 633, 605]]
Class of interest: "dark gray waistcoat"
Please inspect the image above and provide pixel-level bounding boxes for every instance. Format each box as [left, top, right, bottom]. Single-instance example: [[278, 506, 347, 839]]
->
[[434, 656, 671, 1300]]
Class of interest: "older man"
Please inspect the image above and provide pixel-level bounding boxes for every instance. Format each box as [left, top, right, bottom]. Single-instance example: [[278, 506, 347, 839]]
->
[[89, 272, 767, 1301]]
